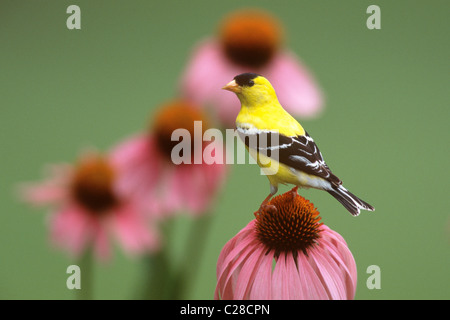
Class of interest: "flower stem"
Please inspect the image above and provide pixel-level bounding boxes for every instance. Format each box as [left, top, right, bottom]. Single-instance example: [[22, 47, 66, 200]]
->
[[140, 220, 173, 300], [77, 247, 93, 300], [142, 249, 171, 299], [170, 212, 214, 299]]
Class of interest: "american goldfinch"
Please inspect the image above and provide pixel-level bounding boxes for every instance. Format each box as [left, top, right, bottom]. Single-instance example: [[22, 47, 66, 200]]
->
[[222, 72, 374, 216]]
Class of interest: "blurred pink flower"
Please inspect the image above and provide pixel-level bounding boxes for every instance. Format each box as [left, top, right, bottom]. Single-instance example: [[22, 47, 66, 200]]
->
[[215, 191, 357, 300], [111, 100, 227, 217], [20, 153, 160, 261], [180, 8, 323, 127]]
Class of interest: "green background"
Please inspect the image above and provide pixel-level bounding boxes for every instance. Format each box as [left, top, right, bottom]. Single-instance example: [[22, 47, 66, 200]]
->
[[1, 0, 449, 300]]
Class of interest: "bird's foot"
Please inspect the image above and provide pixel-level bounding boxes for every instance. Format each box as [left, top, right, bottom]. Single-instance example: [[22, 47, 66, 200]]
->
[[254, 192, 277, 217], [254, 204, 278, 217], [289, 186, 299, 200]]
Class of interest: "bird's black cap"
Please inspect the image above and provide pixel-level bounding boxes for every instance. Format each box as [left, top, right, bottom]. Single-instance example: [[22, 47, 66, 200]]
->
[[234, 73, 260, 87]]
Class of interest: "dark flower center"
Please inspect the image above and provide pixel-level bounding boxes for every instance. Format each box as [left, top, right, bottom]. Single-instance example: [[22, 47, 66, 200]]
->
[[71, 156, 119, 214], [153, 100, 209, 162], [219, 9, 282, 68], [255, 192, 322, 259]]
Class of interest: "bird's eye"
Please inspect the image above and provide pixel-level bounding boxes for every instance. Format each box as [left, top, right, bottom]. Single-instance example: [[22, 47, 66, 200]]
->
[[248, 80, 255, 87]]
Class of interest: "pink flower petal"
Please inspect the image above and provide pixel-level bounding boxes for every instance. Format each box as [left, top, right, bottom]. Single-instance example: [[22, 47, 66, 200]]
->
[[160, 164, 188, 214], [318, 225, 357, 295], [296, 251, 329, 299], [112, 204, 160, 254], [111, 135, 162, 193], [233, 245, 267, 299], [91, 219, 110, 261], [161, 160, 226, 216], [320, 239, 356, 299], [179, 165, 207, 214], [322, 227, 357, 285], [285, 252, 303, 300], [110, 134, 164, 216], [179, 39, 253, 127], [19, 182, 68, 207], [272, 253, 288, 299], [215, 221, 257, 299], [216, 237, 259, 300], [266, 51, 323, 118], [248, 248, 273, 300], [18, 164, 72, 207], [308, 245, 348, 300], [202, 145, 228, 192], [216, 224, 248, 278], [180, 40, 230, 106], [49, 206, 91, 257]]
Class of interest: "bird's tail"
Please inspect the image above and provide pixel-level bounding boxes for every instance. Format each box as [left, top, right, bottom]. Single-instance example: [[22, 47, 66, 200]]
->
[[327, 185, 374, 216]]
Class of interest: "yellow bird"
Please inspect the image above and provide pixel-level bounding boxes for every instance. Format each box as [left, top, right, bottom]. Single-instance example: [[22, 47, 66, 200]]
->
[[222, 73, 374, 216]]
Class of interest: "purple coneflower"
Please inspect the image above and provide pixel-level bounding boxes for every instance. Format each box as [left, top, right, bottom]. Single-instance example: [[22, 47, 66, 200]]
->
[[215, 190, 357, 300], [180, 8, 323, 127], [111, 100, 227, 217], [20, 153, 159, 260]]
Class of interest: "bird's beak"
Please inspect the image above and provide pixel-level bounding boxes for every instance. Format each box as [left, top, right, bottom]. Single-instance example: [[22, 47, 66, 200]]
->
[[222, 80, 241, 93]]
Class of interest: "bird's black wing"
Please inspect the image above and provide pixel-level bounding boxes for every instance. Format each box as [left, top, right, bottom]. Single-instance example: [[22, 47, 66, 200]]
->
[[237, 128, 342, 187]]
